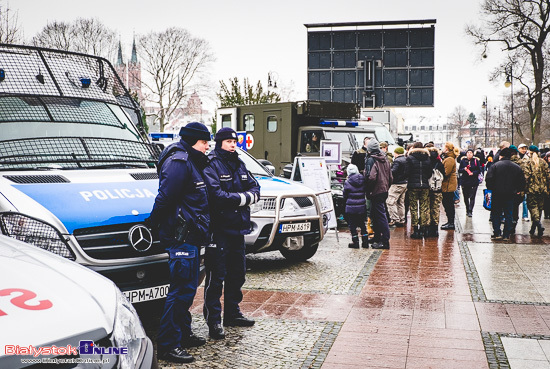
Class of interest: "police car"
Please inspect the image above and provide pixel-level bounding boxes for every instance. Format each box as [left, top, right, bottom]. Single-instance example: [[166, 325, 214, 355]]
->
[[0, 234, 155, 368], [230, 148, 330, 261], [0, 44, 169, 305]]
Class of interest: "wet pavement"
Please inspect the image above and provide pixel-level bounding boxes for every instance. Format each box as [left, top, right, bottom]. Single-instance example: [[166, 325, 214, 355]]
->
[[141, 185, 550, 368]]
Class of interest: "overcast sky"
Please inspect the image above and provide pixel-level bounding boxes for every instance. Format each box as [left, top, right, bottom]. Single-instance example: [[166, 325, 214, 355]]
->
[[13, 0, 511, 124]]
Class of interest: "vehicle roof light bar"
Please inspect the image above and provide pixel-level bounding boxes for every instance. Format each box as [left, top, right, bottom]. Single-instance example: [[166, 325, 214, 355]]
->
[[319, 121, 359, 127]]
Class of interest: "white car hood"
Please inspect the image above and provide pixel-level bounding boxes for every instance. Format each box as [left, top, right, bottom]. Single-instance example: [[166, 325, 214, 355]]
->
[[255, 176, 317, 197], [0, 235, 116, 349]]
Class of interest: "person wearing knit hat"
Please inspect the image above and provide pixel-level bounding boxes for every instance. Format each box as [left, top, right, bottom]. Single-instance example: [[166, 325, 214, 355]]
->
[[148, 121, 211, 363], [364, 138, 392, 249], [179, 121, 212, 146], [203, 125, 260, 338], [343, 164, 368, 248], [394, 146, 405, 155]]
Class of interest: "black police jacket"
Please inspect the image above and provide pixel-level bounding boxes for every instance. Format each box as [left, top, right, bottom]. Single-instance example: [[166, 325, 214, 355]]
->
[[148, 140, 211, 247], [204, 148, 260, 236]]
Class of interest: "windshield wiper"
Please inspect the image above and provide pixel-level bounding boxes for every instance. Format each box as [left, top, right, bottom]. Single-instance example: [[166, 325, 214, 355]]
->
[[85, 163, 150, 169]]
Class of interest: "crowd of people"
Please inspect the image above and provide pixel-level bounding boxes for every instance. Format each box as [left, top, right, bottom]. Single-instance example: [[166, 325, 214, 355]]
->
[[344, 137, 550, 249]]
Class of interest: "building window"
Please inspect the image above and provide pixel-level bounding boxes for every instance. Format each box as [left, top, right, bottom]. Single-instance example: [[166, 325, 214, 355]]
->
[[267, 116, 277, 132], [411, 126, 417, 131], [244, 114, 255, 132], [429, 126, 433, 131], [405, 126, 409, 131], [221, 114, 232, 128], [420, 125, 425, 131]]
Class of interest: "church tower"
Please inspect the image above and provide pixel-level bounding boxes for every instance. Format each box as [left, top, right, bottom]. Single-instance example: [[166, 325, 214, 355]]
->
[[114, 41, 127, 86], [127, 36, 142, 101]]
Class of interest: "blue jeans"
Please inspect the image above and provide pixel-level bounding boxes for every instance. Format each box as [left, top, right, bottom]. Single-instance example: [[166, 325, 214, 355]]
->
[[453, 189, 460, 201], [522, 195, 528, 218], [491, 194, 514, 237]]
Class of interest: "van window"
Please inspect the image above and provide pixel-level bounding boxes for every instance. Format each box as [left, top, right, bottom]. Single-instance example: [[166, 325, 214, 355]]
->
[[244, 114, 255, 132], [374, 127, 396, 145], [300, 130, 323, 153], [221, 114, 232, 128], [267, 116, 277, 132]]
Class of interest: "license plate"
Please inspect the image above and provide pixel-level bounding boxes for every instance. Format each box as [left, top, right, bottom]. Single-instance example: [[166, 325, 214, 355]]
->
[[279, 222, 311, 233], [124, 284, 170, 303]]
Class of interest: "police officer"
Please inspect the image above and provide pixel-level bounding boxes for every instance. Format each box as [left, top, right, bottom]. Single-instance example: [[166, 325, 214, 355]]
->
[[146, 122, 211, 363], [203, 127, 260, 339]]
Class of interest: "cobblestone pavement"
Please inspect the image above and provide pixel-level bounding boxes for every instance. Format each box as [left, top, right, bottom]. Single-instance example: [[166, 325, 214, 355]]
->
[[140, 185, 550, 368]]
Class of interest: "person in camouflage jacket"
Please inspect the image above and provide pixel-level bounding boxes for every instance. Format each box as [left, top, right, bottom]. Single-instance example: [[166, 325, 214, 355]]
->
[[522, 145, 550, 237]]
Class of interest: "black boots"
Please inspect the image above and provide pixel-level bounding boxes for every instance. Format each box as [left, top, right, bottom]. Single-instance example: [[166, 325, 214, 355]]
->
[[425, 224, 439, 237], [531, 221, 545, 237], [361, 234, 369, 248], [348, 235, 359, 248], [411, 225, 423, 239], [440, 222, 455, 230], [530, 222, 537, 235]]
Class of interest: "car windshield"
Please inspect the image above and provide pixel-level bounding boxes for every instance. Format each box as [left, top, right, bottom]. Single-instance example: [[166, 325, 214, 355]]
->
[[351, 132, 376, 149], [374, 127, 396, 145], [0, 97, 159, 170], [323, 131, 357, 152]]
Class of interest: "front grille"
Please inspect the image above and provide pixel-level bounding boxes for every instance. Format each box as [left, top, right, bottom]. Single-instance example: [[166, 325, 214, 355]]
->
[[131, 172, 158, 180], [73, 223, 164, 260], [293, 197, 314, 208], [4, 174, 70, 183]]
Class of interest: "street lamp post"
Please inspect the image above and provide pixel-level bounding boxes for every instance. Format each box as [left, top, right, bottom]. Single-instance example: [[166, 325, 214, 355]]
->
[[505, 67, 514, 145], [482, 97, 488, 147]]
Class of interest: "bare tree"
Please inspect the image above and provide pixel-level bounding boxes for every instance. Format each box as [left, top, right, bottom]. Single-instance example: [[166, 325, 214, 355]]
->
[[448, 105, 469, 147], [0, 1, 23, 44], [138, 27, 214, 132], [32, 18, 117, 60], [466, 0, 550, 144], [217, 77, 281, 107]]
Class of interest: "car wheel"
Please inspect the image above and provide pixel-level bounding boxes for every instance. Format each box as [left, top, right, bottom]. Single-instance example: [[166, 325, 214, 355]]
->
[[279, 242, 319, 261]]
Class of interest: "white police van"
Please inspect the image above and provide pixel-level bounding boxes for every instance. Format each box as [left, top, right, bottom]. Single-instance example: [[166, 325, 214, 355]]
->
[[0, 234, 155, 368], [0, 44, 168, 304]]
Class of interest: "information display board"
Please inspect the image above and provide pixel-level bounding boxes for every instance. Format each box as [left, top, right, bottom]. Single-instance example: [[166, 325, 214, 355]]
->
[[290, 156, 337, 229]]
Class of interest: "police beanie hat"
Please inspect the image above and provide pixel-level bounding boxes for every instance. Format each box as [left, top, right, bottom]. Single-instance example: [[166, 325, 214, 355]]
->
[[394, 146, 405, 155], [346, 164, 359, 176], [215, 127, 238, 142], [367, 139, 380, 153], [500, 148, 513, 158], [529, 144, 540, 152], [179, 122, 211, 142]]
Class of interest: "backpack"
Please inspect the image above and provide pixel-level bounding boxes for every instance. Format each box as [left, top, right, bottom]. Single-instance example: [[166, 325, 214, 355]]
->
[[429, 168, 444, 191]]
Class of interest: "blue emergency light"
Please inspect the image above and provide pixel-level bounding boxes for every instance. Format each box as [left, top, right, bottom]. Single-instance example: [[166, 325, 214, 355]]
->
[[149, 132, 178, 140], [319, 120, 359, 127], [0, 69, 5, 82]]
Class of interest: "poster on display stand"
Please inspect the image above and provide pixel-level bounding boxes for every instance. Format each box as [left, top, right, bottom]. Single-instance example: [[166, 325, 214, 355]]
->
[[290, 156, 337, 231]]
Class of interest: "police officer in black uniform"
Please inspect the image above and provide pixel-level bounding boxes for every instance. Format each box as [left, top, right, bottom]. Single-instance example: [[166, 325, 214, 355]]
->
[[146, 122, 211, 363], [203, 127, 260, 339]]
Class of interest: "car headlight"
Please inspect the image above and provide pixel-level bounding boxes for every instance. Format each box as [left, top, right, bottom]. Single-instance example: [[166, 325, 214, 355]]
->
[[112, 288, 147, 369], [0, 212, 75, 260]]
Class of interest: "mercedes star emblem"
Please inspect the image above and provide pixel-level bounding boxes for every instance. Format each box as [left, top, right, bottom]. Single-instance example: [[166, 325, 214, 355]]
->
[[128, 224, 153, 252]]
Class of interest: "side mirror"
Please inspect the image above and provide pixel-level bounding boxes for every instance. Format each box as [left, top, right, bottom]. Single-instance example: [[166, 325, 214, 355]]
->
[[265, 165, 276, 175]]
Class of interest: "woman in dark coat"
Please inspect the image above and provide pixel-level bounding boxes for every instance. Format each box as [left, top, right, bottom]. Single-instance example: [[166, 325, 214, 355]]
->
[[458, 149, 482, 217], [343, 164, 368, 248]]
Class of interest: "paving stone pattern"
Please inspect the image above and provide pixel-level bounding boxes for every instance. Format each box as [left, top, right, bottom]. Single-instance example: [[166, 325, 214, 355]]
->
[[244, 232, 375, 295], [156, 316, 342, 369]]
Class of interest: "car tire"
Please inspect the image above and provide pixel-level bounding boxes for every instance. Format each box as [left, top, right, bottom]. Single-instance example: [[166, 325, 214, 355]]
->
[[279, 242, 319, 261]]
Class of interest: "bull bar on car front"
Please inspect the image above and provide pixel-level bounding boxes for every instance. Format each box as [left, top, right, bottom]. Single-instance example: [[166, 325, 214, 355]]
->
[[251, 189, 333, 252]]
